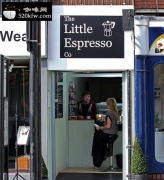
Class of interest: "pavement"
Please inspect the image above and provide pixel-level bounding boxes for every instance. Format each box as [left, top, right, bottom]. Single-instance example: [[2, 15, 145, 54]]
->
[[9, 173, 30, 180], [8, 169, 30, 180]]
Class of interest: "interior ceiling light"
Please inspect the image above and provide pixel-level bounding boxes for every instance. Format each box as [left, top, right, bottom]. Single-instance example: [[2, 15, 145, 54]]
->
[[13, 66, 28, 68]]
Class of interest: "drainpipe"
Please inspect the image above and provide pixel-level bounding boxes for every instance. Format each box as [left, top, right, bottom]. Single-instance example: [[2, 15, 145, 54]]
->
[[156, 0, 159, 15], [29, 20, 39, 180], [37, 20, 42, 180], [26, 17, 41, 180], [126, 70, 132, 180]]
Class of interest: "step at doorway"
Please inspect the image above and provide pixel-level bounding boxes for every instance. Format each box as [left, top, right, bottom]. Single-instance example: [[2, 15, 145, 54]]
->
[[57, 172, 122, 180]]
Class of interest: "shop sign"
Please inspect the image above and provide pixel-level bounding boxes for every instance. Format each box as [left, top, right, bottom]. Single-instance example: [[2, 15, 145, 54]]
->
[[60, 16, 124, 58], [0, 18, 47, 57], [149, 27, 164, 55], [48, 6, 134, 71]]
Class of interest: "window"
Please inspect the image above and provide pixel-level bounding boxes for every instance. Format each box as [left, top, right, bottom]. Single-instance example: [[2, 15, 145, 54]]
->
[[154, 64, 164, 162]]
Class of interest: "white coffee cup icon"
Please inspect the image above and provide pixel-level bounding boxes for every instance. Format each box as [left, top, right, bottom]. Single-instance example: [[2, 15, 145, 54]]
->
[[3, 10, 16, 19]]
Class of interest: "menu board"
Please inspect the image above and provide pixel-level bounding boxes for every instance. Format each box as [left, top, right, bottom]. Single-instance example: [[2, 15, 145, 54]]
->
[[68, 104, 78, 117], [58, 72, 63, 82], [58, 85, 63, 103], [55, 72, 63, 118], [55, 74, 58, 99], [17, 126, 30, 145], [58, 85, 63, 118], [55, 102, 58, 118]]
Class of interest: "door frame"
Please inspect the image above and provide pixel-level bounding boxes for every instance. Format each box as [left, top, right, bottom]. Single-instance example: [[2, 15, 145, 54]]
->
[[49, 71, 131, 180]]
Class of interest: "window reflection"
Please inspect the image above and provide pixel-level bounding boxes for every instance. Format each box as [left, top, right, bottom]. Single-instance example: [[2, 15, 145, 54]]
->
[[154, 64, 164, 162], [9, 70, 29, 119], [9, 69, 29, 158]]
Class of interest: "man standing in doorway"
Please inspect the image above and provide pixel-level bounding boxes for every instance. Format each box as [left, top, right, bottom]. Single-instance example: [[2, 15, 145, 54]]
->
[[77, 91, 96, 120]]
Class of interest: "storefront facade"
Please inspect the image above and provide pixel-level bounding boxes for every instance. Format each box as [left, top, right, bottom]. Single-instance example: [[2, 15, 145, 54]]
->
[[0, 18, 48, 168], [48, 5, 134, 180], [135, 17, 164, 174]]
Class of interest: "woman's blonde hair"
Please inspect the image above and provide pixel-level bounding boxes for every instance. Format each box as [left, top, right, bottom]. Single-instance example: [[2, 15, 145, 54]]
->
[[106, 98, 119, 121]]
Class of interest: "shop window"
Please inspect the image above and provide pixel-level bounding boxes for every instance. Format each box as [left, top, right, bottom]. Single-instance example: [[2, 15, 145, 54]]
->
[[9, 69, 29, 120], [154, 64, 164, 162], [9, 69, 29, 157]]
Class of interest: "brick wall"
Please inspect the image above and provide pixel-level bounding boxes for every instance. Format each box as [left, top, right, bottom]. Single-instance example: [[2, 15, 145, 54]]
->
[[149, 174, 164, 180], [52, 0, 134, 5], [135, 0, 164, 9]]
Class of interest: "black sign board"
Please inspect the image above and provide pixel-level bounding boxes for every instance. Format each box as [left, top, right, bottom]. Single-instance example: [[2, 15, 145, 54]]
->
[[55, 74, 58, 99], [68, 104, 78, 117], [57, 85, 63, 118], [122, 9, 134, 31], [55, 102, 58, 119], [58, 104, 63, 118], [60, 16, 124, 58], [58, 85, 63, 104], [58, 72, 63, 82], [55, 72, 63, 118]]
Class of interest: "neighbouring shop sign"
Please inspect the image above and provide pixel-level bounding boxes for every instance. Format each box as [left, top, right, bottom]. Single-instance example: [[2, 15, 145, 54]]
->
[[149, 27, 164, 55], [60, 16, 124, 58], [0, 18, 46, 57]]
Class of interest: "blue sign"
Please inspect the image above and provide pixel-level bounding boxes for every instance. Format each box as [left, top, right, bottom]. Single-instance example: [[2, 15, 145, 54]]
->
[[149, 27, 164, 54]]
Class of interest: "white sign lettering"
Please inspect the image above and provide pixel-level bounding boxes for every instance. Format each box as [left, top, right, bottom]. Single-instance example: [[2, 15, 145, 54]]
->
[[64, 38, 112, 51], [63, 16, 113, 51], [64, 23, 93, 34]]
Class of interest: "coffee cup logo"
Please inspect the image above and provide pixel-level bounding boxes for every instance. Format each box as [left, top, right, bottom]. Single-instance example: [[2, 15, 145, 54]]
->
[[3, 4, 20, 19]]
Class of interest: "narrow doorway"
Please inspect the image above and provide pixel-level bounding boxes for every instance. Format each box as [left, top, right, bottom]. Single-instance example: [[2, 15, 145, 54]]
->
[[54, 72, 123, 174]]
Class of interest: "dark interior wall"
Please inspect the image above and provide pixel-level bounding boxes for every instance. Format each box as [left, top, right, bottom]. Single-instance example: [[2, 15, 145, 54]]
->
[[86, 77, 122, 103]]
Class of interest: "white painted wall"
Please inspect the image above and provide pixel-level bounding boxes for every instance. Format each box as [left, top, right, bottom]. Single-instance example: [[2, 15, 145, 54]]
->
[[68, 120, 122, 168], [55, 72, 68, 175], [134, 19, 149, 55], [55, 72, 88, 175]]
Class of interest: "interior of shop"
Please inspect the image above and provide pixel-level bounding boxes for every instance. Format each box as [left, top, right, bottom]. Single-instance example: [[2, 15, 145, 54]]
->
[[55, 72, 123, 173]]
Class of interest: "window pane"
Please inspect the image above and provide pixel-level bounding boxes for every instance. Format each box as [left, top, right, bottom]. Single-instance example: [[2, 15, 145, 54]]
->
[[154, 64, 164, 162]]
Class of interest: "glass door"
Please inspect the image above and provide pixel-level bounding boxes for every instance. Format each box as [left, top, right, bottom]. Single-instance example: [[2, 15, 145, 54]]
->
[[8, 68, 29, 167]]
